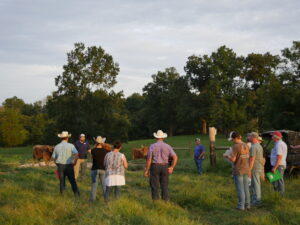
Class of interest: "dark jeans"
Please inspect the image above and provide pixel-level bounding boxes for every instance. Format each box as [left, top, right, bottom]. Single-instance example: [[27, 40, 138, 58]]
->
[[104, 186, 121, 201], [150, 164, 169, 201], [57, 164, 80, 196], [194, 159, 203, 175]]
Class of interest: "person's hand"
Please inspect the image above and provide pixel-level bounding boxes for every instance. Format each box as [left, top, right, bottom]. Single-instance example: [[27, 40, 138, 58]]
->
[[271, 167, 276, 174], [168, 167, 174, 174], [144, 170, 149, 177], [290, 145, 295, 149]]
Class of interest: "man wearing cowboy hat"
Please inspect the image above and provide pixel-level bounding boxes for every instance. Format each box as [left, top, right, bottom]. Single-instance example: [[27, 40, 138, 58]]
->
[[248, 132, 264, 206], [74, 133, 91, 180], [144, 130, 178, 201], [270, 131, 287, 194], [90, 136, 108, 201], [52, 131, 80, 196]]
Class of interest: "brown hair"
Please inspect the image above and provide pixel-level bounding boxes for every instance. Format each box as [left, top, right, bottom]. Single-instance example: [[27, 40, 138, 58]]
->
[[113, 141, 122, 149]]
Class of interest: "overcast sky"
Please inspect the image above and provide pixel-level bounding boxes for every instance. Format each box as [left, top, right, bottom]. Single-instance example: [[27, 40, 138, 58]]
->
[[0, 0, 299, 104]]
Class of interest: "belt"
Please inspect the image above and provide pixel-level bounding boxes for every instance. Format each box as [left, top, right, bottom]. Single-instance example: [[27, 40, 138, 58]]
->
[[151, 163, 168, 166]]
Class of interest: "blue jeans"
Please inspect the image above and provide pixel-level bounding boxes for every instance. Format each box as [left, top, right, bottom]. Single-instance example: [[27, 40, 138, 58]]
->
[[250, 170, 262, 205], [273, 166, 285, 194], [233, 174, 250, 210], [90, 169, 106, 201], [194, 159, 203, 175]]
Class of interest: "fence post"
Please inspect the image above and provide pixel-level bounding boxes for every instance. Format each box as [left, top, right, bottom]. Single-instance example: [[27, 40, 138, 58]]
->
[[209, 127, 217, 166]]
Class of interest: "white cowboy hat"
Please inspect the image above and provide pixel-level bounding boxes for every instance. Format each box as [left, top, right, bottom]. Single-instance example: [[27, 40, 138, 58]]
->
[[153, 130, 168, 139], [58, 131, 71, 138], [94, 136, 106, 144]]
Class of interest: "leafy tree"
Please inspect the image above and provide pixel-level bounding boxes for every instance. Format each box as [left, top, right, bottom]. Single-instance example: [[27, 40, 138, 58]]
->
[[46, 43, 129, 142], [0, 108, 28, 147], [143, 67, 193, 136], [55, 42, 119, 97], [125, 93, 149, 140], [2, 96, 25, 112]]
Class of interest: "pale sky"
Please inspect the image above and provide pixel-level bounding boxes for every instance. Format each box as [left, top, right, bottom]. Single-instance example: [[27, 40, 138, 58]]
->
[[0, 0, 299, 104]]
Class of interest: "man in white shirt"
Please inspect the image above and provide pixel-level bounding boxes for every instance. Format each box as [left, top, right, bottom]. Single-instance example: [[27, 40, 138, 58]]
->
[[270, 131, 287, 194]]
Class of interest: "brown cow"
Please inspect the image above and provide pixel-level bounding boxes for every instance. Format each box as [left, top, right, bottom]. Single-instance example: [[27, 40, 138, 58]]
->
[[132, 146, 149, 160], [32, 145, 54, 167]]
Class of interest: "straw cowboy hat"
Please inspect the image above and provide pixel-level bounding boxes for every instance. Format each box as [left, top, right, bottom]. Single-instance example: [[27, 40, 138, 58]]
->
[[94, 136, 106, 144], [153, 130, 168, 139], [58, 131, 71, 138]]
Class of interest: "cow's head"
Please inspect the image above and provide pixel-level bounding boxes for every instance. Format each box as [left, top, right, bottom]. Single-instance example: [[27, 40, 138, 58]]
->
[[48, 146, 54, 153]]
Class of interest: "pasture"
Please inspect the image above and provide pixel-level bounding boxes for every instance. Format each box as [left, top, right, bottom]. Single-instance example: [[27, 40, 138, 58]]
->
[[0, 135, 300, 225]]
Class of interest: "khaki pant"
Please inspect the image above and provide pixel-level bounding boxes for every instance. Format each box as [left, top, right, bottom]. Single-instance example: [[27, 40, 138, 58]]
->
[[74, 159, 87, 179]]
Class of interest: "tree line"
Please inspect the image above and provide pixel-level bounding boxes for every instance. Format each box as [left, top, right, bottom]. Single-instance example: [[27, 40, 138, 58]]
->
[[0, 41, 299, 147]]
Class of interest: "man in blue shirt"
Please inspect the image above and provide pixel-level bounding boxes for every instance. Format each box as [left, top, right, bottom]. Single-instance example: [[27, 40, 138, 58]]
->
[[74, 134, 91, 180], [52, 131, 80, 196], [194, 138, 205, 175]]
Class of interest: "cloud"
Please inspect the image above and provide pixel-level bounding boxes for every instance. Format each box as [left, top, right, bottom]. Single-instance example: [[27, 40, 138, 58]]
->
[[0, 0, 299, 103]]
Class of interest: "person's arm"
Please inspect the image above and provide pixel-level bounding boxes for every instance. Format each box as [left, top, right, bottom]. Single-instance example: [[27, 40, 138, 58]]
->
[[199, 146, 205, 159], [71, 146, 79, 166], [52, 147, 57, 165], [168, 154, 178, 174], [123, 155, 128, 169], [249, 146, 256, 171], [225, 145, 237, 162], [272, 144, 283, 173], [291, 145, 300, 149], [272, 155, 283, 173], [87, 142, 91, 154], [144, 150, 152, 177]]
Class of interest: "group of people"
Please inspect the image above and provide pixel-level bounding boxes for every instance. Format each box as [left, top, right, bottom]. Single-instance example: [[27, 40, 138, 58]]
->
[[51, 129, 288, 208], [223, 131, 287, 211], [51, 130, 178, 202]]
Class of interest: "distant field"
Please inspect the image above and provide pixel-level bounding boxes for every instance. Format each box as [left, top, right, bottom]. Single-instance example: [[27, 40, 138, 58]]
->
[[0, 135, 300, 225]]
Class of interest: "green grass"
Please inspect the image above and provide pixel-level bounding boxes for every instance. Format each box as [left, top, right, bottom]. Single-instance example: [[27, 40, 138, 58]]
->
[[0, 135, 300, 225]]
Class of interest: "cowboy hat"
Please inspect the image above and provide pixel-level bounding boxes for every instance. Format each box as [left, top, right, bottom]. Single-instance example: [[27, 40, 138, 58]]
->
[[249, 132, 262, 140], [94, 136, 106, 144], [153, 130, 168, 139], [58, 131, 71, 138]]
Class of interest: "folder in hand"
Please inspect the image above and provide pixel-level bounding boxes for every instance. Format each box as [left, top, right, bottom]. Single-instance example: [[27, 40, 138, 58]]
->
[[266, 170, 283, 183]]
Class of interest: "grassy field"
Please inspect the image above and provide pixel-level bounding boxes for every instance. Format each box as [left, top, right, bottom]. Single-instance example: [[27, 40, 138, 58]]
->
[[0, 134, 300, 225]]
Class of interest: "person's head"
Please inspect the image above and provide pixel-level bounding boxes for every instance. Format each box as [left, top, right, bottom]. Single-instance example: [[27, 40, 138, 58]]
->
[[153, 130, 167, 141], [79, 134, 86, 142], [272, 131, 282, 142], [246, 133, 252, 143], [58, 131, 71, 142], [94, 136, 106, 146], [228, 131, 242, 143], [113, 141, 122, 151], [249, 132, 261, 143], [195, 138, 201, 145]]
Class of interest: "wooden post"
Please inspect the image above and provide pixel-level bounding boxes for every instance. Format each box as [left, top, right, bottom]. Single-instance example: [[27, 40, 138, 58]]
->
[[209, 127, 217, 166]]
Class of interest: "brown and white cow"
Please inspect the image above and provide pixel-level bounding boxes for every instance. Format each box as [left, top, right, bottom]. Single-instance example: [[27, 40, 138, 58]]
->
[[132, 146, 149, 160], [32, 145, 54, 167]]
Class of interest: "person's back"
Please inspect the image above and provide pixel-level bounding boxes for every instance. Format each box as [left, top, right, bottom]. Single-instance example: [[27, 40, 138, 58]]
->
[[251, 143, 264, 171], [104, 151, 125, 176], [53, 141, 77, 164], [232, 142, 250, 175], [149, 141, 173, 164], [91, 147, 108, 170], [271, 140, 287, 167]]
